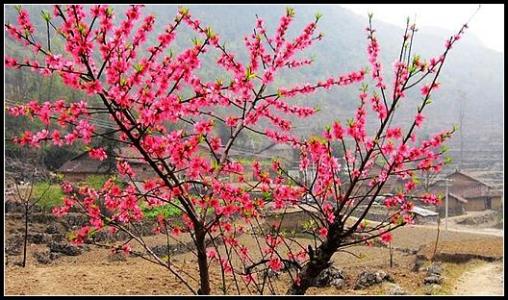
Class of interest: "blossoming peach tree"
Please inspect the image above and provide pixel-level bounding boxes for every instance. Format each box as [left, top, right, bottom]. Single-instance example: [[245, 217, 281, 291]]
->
[[5, 5, 468, 295]]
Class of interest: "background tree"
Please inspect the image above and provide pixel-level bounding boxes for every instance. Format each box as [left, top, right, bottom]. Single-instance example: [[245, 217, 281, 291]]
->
[[11, 149, 54, 267]]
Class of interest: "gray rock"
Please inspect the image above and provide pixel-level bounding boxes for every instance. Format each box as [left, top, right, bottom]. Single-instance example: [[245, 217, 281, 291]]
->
[[5, 201, 24, 213], [50, 234, 65, 243], [412, 256, 426, 272], [49, 252, 61, 260], [107, 252, 127, 262], [49, 241, 83, 256], [426, 263, 442, 276], [424, 274, 443, 285], [329, 278, 345, 289], [151, 244, 192, 257], [314, 266, 346, 288], [28, 233, 52, 244], [5, 237, 23, 255], [386, 283, 407, 295], [45, 223, 64, 234], [424, 284, 442, 295], [33, 251, 52, 264], [265, 269, 280, 278], [355, 270, 393, 290]]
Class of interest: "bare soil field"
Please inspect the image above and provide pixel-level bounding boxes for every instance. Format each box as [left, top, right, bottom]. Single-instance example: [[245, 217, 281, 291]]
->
[[5, 225, 503, 295]]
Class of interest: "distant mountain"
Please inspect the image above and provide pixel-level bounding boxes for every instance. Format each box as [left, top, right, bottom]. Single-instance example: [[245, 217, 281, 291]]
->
[[147, 5, 504, 156], [4, 5, 503, 171]]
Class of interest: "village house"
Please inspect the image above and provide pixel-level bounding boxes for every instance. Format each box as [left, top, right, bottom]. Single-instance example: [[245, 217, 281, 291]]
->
[[57, 152, 114, 182], [351, 162, 407, 204], [57, 146, 154, 183], [439, 193, 468, 217], [58, 145, 278, 184], [428, 170, 503, 214]]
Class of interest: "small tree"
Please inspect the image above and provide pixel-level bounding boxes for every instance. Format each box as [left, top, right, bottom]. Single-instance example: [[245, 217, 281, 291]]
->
[[10, 150, 54, 267], [5, 5, 472, 294]]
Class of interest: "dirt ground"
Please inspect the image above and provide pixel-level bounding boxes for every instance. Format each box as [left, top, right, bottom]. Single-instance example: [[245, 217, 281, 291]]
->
[[5, 225, 503, 295], [453, 261, 504, 296]]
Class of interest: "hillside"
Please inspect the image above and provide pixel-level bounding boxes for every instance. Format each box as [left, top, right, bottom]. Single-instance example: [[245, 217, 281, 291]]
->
[[4, 5, 503, 176]]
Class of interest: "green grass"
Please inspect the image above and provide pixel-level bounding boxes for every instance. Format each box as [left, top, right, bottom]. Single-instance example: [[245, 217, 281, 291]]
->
[[32, 182, 64, 209], [142, 204, 182, 219], [84, 175, 110, 190]]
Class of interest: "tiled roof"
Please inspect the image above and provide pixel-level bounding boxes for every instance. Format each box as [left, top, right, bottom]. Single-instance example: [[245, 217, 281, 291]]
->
[[448, 193, 469, 203], [57, 153, 112, 174]]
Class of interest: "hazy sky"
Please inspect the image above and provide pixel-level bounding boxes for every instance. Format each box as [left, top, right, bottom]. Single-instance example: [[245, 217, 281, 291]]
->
[[340, 4, 504, 53]]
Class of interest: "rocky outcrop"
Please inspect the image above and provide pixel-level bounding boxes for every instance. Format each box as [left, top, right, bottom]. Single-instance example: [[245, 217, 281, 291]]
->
[[354, 270, 394, 290], [313, 266, 347, 289]]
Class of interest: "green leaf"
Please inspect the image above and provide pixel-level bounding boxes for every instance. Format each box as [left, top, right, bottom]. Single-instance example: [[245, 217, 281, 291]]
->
[[133, 63, 144, 73], [41, 10, 52, 22], [360, 82, 369, 92], [106, 7, 114, 17], [315, 12, 323, 22], [192, 37, 202, 47], [77, 23, 86, 34], [286, 7, 295, 17], [412, 55, 421, 65], [178, 6, 189, 16], [245, 67, 256, 80], [205, 27, 216, 39]]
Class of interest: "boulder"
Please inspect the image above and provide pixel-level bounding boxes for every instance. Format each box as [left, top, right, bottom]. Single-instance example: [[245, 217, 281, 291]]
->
[[5, 201, 24, 213], [45, 223, 65, 234], [49, 252, 61, 260], [28, 233, 52, 244], [424, 274, 443, 285], [151, 244, 191, 257], [329, 278, 346, 289], [265, 269, 280, 278], [424, 284, 442, 295], [5, 237, 23, 255], [386, 283, 407, 295], [313, 266, 347, 289], [107, 252, 128, 262], [426, 263, 442, 276], [31, 213, 57, 224], [49, 241, 84, 256], [412, 255, 426, 272], [33, 251, 52, 264], [354, 270, 393, 290]]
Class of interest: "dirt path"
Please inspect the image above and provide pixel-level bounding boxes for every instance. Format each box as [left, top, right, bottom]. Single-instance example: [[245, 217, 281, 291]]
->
[[411, 223, 504, 237], [453, 262, 504, 296]]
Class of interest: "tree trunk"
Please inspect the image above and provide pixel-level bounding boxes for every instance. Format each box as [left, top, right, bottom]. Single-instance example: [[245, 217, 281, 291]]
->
[[22, 204, 29, 268], [286, 239, 337, 295], [287, 220, 345, 295], [195, 229, 211, 295]]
